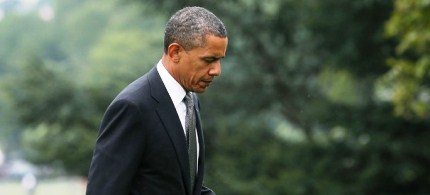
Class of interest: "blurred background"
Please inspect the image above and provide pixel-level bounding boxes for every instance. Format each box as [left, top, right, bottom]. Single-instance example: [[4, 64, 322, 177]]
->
[[0, 0, 429, 194]]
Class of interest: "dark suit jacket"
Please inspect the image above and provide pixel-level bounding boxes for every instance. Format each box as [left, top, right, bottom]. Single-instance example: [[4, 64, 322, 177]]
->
[[86, 67, 215, 195]]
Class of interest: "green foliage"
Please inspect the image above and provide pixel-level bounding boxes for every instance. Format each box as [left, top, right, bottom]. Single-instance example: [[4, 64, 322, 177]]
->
[[381, 0, 430, 119], [319, 67, 363, 106], [83, 29, 161, 91], [22, 123, 95, 176], [5, 54, 96, 175], [0, 0, 164, 176]]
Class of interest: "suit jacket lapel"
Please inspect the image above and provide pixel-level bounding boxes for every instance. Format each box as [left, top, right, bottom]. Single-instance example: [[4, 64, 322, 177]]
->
[[147, 67, 192, 194]]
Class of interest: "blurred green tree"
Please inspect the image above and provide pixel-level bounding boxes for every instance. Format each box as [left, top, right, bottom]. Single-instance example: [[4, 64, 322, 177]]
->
[[0, 8, 55, 155], [380, 0, 430, 119], [1, 0, 164, 176]]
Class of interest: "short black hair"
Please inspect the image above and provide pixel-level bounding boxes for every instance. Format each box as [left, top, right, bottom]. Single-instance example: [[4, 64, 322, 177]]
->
[[164, 7, 227, 53]]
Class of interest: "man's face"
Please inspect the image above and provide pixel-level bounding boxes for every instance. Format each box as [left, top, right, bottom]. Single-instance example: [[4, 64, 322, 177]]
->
[[176, 35, 228, 93]]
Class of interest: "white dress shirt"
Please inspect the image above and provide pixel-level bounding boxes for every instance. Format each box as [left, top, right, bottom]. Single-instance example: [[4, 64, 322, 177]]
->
[[156, 60, 200, 171]]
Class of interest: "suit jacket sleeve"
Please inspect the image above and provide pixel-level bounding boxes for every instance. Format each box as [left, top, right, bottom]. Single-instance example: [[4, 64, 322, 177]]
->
[[86, 99, 147, 195]]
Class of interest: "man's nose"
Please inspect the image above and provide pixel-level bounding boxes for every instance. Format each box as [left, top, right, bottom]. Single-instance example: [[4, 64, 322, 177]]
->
[[209, 61, 221, 76]]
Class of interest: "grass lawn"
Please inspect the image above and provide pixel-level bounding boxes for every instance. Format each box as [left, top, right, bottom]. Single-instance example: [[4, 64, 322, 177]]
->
[[0, 177, 86, 195]]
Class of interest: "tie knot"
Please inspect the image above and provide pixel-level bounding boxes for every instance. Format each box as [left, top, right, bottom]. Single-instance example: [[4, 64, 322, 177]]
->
[[184, 92, 193, 107]]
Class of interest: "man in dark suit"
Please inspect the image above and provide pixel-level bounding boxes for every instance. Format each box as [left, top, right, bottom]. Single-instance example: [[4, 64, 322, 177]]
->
[[86, 6, 228, 195]]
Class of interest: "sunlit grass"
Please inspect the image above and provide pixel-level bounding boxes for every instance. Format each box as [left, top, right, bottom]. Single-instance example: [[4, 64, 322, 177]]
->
[[0, 177, 86, 195]]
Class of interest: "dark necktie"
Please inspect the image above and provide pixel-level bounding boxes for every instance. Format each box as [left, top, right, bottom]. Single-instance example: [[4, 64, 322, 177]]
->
[[184, 92, 197, 192]]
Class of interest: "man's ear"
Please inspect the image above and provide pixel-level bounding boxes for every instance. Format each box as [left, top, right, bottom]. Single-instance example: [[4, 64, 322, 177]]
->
[[167, 43, 182, 63]]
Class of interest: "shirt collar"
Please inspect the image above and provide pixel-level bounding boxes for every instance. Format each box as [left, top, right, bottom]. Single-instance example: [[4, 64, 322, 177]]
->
[[156, 60, 186, 106]]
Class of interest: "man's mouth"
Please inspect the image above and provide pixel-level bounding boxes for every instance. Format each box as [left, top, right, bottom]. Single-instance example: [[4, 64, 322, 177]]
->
[[200, 80, 212, 87]]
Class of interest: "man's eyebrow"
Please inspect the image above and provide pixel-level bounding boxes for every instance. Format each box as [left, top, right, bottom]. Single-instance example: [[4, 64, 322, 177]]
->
[[201, 56, 225, 60]]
